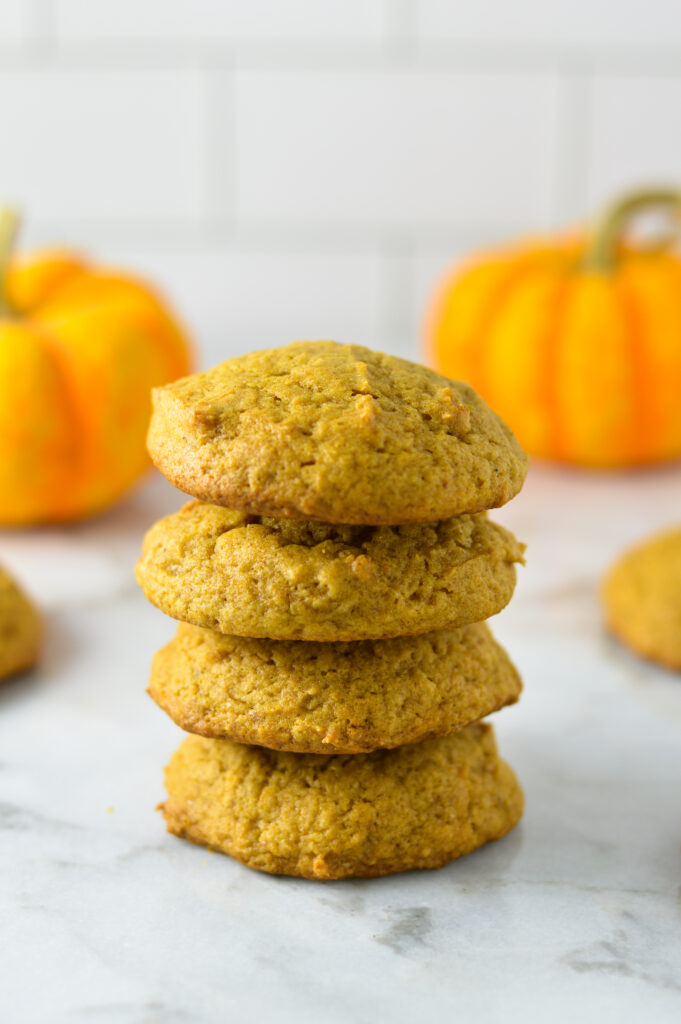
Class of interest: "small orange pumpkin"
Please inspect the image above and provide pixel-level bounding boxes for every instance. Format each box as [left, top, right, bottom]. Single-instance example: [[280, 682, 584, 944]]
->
[[426, 189, 681, 467], [0, 209, 192, 525]]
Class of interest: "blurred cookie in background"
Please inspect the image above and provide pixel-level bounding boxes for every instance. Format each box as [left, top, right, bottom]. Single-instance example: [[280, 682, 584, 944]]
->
[[0, 565, 41, 681], [602, 526, 681, 671]]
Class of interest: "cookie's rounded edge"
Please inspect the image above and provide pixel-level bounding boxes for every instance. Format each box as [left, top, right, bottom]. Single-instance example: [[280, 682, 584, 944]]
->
[[149, 442, 524, 525], [161, 729, 524, 880], [147, 342, 529, 525], [135, 503, 523, 642], [0, 569, 42, 682], [147, 624, 522, 753], [601, 526, 681, 671]]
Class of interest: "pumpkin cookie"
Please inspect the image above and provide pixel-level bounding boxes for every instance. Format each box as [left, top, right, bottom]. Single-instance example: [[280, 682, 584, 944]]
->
[[162, 723, 523, 879], [149, 621, 521, 753], [147, 341, 528, 524], [0, 567, 41, 680], [136, 501, 524, 641], [602, 525, 681, 670]]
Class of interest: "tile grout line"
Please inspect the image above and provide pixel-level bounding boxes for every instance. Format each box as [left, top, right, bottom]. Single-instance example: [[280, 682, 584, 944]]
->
[[3, 33, 681, 75], [20, 219, 548, 253]]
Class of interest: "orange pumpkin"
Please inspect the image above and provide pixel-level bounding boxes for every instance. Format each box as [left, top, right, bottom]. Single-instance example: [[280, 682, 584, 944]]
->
[[426, 189, 681, 467], [0, 209, 192, 525]]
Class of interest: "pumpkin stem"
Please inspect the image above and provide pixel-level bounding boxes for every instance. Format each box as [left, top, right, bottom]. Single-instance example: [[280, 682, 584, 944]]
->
[[582, 188, 681, 272], [0, 207, 19, 317]]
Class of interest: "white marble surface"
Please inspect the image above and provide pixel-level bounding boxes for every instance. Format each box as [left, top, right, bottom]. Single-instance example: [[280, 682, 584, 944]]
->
[[2, 463, 681, 1023]]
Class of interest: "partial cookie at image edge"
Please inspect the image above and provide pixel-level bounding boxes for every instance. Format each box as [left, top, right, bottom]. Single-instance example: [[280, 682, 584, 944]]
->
[[602, 524, 681, 671], [0, 567, 42, 682]]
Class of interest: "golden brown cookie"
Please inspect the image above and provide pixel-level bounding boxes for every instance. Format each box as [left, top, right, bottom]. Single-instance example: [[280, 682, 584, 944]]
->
[[602, 525, 681, 670], [162, 723, 523, 879], [0, 567, 41, 681], [136, 501, 524, 641], [147, 341, 528, 524], [149, 621, 521, 753]]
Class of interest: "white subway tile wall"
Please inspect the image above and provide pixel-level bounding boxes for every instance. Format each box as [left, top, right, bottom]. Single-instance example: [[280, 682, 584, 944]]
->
[[55, 1, 388, 44], [4, 0, 681, 364], [588, 75, 681, 208], [98, 243, 385, 359], [416, 0, 681, 49], [233, 70, 559, 228], [1, 71, 203, 222], [0, 2, 26, 42]]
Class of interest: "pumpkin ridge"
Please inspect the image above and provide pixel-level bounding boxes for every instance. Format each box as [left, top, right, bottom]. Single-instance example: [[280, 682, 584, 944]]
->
[[61, 273, 192, 381], [655, 258, 681, 459], [425, 189, 681, 468], [29, 320, 93, 494], [615, 275, 653, 463], [466, 255, 545, 399], [0, 321, 81, 522], [0, 226, 193, 524], [539, 276, 573, 462]]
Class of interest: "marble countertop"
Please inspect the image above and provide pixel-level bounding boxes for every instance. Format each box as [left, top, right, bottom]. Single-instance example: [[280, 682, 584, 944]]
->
[[2, 463, 681, 1023]]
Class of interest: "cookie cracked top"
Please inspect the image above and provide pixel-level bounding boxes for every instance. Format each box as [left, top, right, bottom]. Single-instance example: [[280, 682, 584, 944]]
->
[[148, 341, 528, 524], [135, 501, 524, 641]]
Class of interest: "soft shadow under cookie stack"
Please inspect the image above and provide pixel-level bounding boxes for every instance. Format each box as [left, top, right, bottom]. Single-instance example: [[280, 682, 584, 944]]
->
[[136, 341, 528, 880]]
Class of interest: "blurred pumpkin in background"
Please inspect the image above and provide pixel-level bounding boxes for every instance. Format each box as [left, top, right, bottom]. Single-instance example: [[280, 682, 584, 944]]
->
[[426, 189, 681, 468], [0, 209, 192, 525]]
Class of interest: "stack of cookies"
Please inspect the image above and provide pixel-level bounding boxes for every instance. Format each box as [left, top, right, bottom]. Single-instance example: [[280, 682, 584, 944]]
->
[[136, 341, 528, 880]]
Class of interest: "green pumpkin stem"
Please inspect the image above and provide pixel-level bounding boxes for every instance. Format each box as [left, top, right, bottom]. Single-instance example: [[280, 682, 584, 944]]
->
[[582, 188, 681, 272], [0, 207, 20, 317]]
